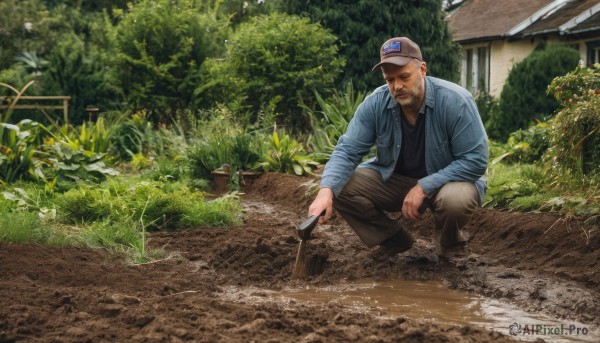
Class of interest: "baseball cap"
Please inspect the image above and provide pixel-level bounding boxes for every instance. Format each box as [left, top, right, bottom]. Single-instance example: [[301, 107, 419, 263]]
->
[[372, 37, 422, 73]]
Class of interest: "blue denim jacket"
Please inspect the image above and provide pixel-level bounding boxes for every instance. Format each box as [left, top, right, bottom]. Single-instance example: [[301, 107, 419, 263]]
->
[[321, 76, 489, 205]]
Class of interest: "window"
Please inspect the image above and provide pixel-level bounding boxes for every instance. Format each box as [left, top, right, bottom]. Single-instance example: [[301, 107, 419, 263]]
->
[[460, 45, 489, 94], [587, 41, 600, 66]]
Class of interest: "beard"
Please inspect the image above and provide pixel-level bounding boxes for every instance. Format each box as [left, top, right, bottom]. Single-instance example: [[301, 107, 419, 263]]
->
[[394, 77, 424, 108]]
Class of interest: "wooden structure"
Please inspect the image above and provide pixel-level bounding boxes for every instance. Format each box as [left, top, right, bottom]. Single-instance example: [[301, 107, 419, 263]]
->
[[0, 96, 71, 123]]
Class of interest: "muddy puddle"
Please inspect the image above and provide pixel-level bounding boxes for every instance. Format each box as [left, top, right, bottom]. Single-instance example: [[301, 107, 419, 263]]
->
[[221, 279, 598, 343]]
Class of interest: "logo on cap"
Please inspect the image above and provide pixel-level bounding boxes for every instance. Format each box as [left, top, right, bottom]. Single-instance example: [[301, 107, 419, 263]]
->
[[382, 42, 402, 55]]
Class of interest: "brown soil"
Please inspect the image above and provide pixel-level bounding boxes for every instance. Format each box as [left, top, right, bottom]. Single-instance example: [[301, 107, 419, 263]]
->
[[1, 172, 598, 342]]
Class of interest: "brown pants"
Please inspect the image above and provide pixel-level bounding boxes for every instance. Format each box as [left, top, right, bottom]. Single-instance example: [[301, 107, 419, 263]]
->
[[333, 168, 478, 255]]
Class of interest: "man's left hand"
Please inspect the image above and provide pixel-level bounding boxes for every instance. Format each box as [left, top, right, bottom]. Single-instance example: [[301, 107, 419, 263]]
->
[[402, 183, 427, 221]]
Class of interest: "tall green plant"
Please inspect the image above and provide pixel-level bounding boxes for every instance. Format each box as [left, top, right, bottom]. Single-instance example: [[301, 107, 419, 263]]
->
[[306, 82, 366, 161]]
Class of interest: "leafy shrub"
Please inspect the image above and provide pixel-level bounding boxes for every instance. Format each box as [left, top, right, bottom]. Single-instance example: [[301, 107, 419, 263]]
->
[[486, 44, 580, 140], [198, 12, 344, 132], [0, 120, 45, 184], [546, 65, 600, 176], [43, 142, 119, 183], [187, 109, 263, 187], [499, 121, 551, 164], [484, 163, 544, 209], [258, 130, 319, 176], [108, 0, 229, 118]]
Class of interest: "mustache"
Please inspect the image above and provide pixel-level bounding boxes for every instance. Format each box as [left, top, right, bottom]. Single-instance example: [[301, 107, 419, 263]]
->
[[394, 91, 413, 97]]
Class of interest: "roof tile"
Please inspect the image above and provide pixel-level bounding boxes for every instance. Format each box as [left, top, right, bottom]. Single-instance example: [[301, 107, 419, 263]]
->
[[446, 0, 555, 42]]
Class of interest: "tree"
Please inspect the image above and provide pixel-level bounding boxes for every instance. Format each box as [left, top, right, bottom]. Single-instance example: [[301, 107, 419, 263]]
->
[[486, 44, 580, 141], [42, 33, 122, 123], [0, 0, 53, 71], [277, 0, 460, 91]]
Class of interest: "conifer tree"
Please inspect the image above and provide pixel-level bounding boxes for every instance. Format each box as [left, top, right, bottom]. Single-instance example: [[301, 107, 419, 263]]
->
[[277, 0, 459, 91]]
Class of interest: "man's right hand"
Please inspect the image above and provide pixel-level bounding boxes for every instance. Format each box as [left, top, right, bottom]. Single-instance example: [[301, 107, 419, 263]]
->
[[308, 187, 334, 224]]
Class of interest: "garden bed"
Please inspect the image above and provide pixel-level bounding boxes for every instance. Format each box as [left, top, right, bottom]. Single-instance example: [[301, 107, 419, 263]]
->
[[0, 172, 598, 342]]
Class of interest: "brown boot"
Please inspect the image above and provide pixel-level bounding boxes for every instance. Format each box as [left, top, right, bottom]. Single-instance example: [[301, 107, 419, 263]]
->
[[370, 228, 414, 261], [437, 242, 467, 262]]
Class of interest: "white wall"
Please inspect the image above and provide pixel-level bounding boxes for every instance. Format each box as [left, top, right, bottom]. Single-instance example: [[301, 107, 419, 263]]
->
[[461, 35, 597, 97]]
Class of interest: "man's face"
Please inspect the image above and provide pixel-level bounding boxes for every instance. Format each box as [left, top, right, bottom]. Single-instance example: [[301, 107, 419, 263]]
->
[[382, 60, 427, 108]]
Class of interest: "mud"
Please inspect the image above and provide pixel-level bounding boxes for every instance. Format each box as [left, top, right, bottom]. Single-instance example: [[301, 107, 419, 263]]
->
[[0, 172, 598, 342]]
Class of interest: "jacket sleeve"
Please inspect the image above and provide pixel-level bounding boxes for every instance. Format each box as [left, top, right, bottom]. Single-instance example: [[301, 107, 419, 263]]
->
[[418, 99, 489, 198], [320, 100, 377, 197]]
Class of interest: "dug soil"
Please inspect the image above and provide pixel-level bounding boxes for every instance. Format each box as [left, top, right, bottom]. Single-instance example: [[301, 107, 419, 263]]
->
[[1, 172, 598, 342]]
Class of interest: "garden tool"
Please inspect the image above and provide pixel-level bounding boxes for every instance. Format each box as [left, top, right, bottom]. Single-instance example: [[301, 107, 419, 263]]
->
[[291, 209, 326, 280]]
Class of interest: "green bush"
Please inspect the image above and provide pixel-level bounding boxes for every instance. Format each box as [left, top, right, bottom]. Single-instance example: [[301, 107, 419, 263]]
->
[[42, 33, 122, 123], [144, 157, 186, 182], [42, 141, 119, 183], [109, 121, 144, 161], [108, 0, 229, 118], [486, 44, 580, 140], [504, 121, 551, 163], [54, 180, 243, 230], [484, 163, 545, 209], [546, 65, 600, 176], [198, 12, 344, 133]]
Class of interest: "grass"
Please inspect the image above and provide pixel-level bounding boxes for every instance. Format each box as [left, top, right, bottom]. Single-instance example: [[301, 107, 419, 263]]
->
[[485, 161, 599, 216], [0, 176, 243, 263]]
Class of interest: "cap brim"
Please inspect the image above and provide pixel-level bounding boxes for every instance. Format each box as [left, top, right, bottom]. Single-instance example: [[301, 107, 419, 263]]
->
[[371, 56, 414, 73]]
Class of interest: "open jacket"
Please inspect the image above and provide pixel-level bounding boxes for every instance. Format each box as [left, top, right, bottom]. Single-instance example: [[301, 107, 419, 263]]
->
[[320, 76, 489, 205]]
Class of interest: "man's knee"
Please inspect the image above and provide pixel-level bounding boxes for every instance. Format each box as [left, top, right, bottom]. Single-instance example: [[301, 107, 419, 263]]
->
[[433, 182, 478, 215]]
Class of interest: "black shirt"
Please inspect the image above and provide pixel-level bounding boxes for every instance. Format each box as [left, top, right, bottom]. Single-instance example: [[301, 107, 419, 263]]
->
[[394, 111, 427, 179]]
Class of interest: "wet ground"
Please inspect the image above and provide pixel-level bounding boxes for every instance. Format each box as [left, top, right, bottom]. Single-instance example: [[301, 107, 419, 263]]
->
[[0, 172, 598, 342]]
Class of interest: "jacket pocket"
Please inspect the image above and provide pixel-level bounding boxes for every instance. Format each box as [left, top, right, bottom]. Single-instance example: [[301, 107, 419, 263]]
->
[[375, 135, 395, 166]]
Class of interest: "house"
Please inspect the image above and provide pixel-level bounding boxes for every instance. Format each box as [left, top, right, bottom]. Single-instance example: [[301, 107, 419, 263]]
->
[[446, 0, 600, 96]]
